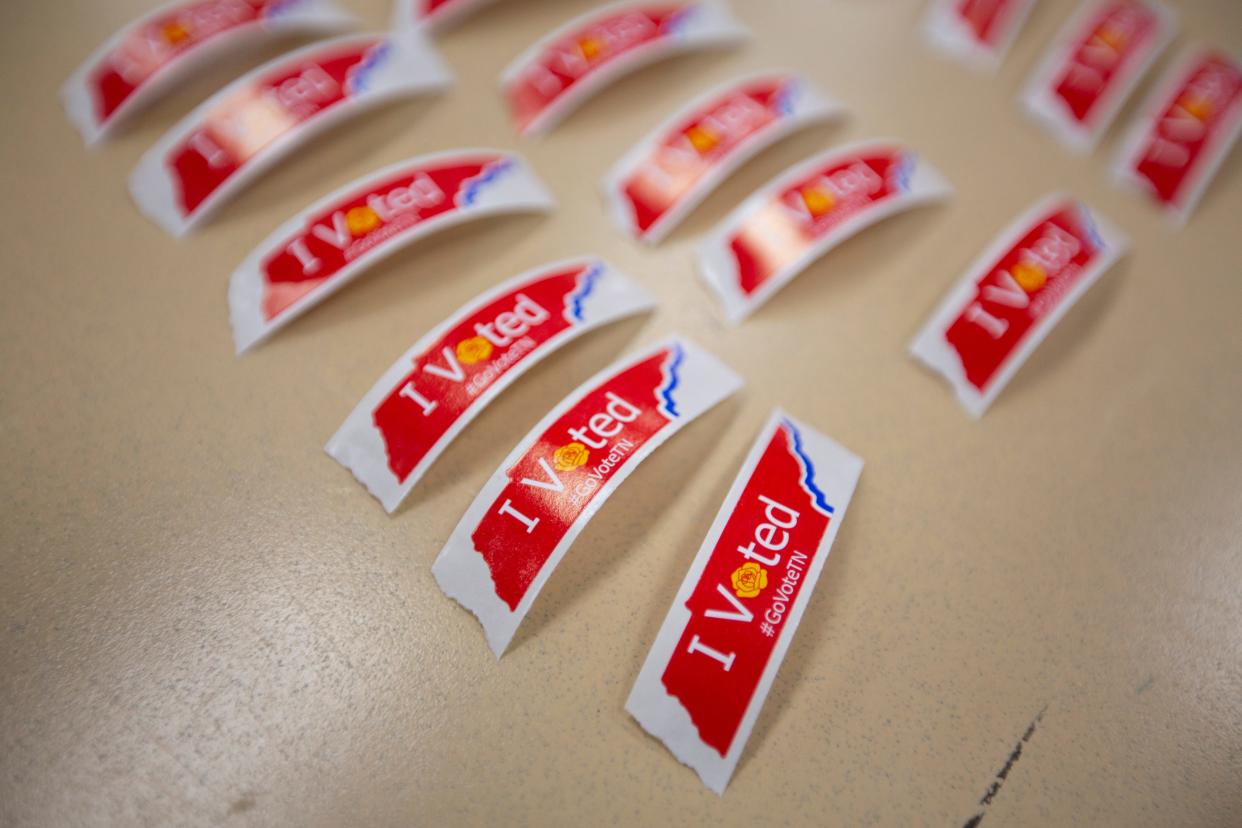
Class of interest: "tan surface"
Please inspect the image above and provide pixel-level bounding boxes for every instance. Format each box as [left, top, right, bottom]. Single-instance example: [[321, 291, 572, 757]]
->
[[3, 0, 1242, 825]]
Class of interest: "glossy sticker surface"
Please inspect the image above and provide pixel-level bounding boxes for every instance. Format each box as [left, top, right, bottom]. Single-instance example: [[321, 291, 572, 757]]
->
[[230, 150, 554, 352], [909, 194, 1128, 417], [433, 338, 742, 657], [501, 1, 748, 137], [326, 258, 656, 512], [130, 30, 452, 236], [1022, 0, 1177, 153], [697, 140, 952, 322], [393, 0, 497, 32], [62, 0, 355, 145], [922, 0, 1038, 70], [1113, 47, 1242, 223], [603, 72, 846, 244], [627, 409, 862, 794]]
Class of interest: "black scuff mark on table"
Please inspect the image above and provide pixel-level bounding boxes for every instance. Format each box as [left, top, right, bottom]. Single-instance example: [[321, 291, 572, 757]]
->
[[961, 705, 1047, 827]]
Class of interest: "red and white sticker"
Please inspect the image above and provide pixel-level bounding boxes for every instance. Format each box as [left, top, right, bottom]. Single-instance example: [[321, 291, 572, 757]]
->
[[922, 0, 1037, 70], [129, 30, 452, 237], [392, 0, 496, 33], [326, 258, 656, 512], [1112, 46, 1242, 224], [1022, 0, 1177, 154], [229, 150, 554, 352], [627, 409, 862, 794], [433, 337, 743, 657], [501, 1, 748, 137], [698, 140, 952, 323], [603, 72, 846, 244], [909, 194, 1127, 417], [61, 0, 355, 146]]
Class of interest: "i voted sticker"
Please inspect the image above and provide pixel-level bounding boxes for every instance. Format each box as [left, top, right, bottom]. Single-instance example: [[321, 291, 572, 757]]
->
[[229, 150, 554, 353], [502, 1, 748, 137], [433, 337, 742, 658], [130, 30, 452, 236], [392, 0, 497, 33], [909, 194, 1128, 417], [326, 258, 656, 512], [603, 72, 846, 244], [922, 0, 1037, 71], [62, 0, 355, 145], [627, 409, 862, 794], [697, 140, 952, 323]]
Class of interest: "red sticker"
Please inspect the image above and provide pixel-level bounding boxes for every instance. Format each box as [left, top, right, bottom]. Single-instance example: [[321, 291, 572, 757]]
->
[[910, 195, 1128, 417], [130, 31, 451, 236], [229, 151, 554, 352], [627, 410, 862, 793], [326, 259, 655, 512], [501, 1, 747, 136], [433, 338, 742, 657], [698, 141, 951, 322], [1113, 47, 1242, 223], [603, 73, 845, 243], [922, 0, 1037, 70], [394, 0, 496, 32], [1023, 1, 1176, 153], [62, 0, 354, 144]]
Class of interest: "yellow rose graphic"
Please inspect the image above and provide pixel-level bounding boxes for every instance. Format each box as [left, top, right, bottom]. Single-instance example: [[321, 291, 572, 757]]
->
[[1180, 95, 1213, 122], [801, 186, 835, 217], [553, 442, 590, 472], [456, 336, 494, 365], [731, 561, 768, 599], [578, 36, 606, 61], [1012, 261, 1047, 293], [686, 125, 719, 154], [345, 206, 382, 237], [162, 21, 191, 44]]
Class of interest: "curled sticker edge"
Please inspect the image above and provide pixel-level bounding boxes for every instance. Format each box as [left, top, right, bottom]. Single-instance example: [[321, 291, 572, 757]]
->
[[391, 0, 499, 33], [921, 0, 1037, 72]]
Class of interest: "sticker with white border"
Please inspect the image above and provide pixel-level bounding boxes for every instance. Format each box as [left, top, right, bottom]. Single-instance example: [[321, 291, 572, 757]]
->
[[433, 337, 743, 658], [62, 0, 356, 145], [326, 257, 656, 513], [922, 0, 1037, 71], [1021, 0, 1177, 154], [229, 150, 555, 353], [627, 408, 862, 795], [909, 194, 1128, 418], [697, 140, 952, 323], [603, 71, 846, 244], [501, 0, 748, 137], [130, 30, 452, 237], [392, 0, 496, 33], [1112, 45, 1242, 224]]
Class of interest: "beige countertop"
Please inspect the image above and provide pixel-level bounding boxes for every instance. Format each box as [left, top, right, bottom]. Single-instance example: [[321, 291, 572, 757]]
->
[[3, 0, 1241, 825]]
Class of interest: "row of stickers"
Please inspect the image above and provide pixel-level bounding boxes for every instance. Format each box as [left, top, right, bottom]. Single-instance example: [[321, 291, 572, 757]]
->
[[926, 0, 1242, 224], [56, 0, 1237, 795]]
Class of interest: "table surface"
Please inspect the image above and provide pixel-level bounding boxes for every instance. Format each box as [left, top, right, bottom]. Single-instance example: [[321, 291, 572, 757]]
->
[[3, 1, 1241, 825]]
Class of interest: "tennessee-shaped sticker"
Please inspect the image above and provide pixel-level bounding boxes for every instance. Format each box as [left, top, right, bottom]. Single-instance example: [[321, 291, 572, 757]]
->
[[922, 0, 1037, 70], [392, 0, 496, 33], [603, 72, 846, 244], [62, 0, 355, 145], [326, 258, 656, 512], [627, 409, 862, 794], [698, 140, 952, 323], [433, 337, 743, 657], [1113, 46, 1242, 224], [1022, 0, 1177, 154], [229, 150, 554, 353], [909, 194, 1127, 417], [502, 0, 748, 137], [130, 30, 452, 237]]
